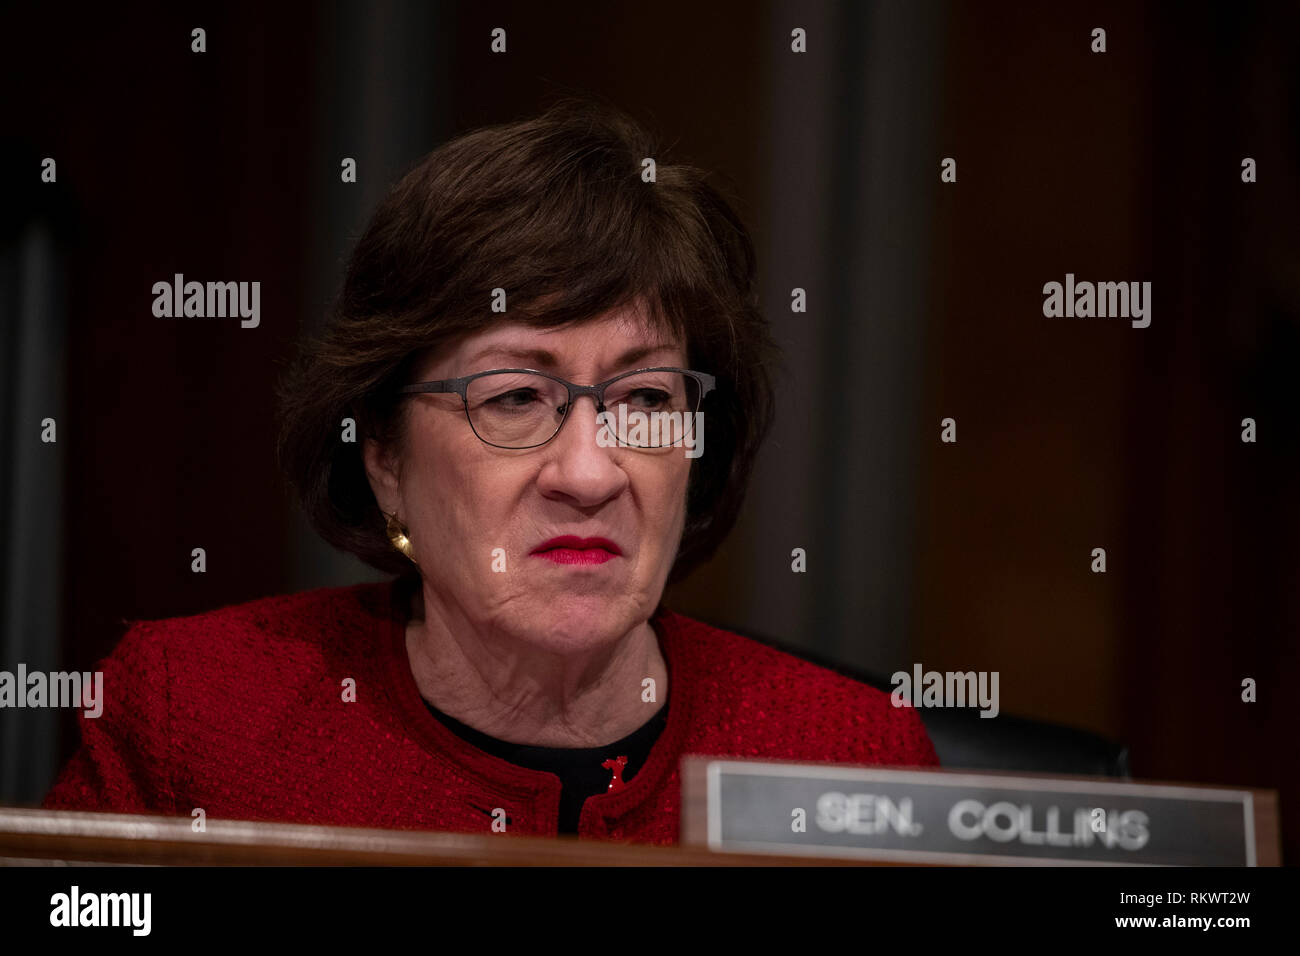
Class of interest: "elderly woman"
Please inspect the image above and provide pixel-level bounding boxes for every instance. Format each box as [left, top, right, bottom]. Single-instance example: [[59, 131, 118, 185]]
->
[[43, 100, 938, 843]]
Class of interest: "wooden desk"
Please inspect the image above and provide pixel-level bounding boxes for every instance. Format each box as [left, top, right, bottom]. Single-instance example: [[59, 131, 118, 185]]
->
[[0, 807, 903, 866]]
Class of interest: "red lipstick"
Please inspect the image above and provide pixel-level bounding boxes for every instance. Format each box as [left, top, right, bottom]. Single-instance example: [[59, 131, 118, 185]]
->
[[531, 536, 622, 565]]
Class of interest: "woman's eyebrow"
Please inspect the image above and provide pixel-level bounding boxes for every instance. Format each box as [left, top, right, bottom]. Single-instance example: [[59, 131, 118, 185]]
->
[[465, 343, 679, 371]]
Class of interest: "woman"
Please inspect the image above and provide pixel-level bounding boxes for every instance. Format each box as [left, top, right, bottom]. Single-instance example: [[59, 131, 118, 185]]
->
[[43, 99, 938, 843]]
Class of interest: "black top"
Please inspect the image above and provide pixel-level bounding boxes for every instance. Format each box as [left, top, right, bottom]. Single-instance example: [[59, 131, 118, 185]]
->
[[425, 698, 670, 835]]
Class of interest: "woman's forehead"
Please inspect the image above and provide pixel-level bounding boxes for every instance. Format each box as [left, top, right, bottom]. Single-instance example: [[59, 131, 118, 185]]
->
[[422, 314, 684, 377]]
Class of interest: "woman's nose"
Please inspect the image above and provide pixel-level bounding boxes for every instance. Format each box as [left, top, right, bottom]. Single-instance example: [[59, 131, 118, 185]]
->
[[536, 396, 627, 506]]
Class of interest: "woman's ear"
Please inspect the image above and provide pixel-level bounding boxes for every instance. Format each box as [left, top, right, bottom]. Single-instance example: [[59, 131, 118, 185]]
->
[[362, 436, 402, 515]]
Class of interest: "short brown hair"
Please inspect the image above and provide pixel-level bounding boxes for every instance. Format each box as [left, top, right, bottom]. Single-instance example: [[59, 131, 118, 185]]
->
[[276, 96, 779, 585]]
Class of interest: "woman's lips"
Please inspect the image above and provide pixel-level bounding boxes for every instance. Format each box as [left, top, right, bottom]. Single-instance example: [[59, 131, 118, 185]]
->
[[530, 535, 621, 566], [535, 548, 617, 565]]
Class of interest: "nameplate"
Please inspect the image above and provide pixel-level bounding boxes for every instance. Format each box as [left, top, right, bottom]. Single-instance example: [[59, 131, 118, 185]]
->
[[681, 760, 1274, 866]]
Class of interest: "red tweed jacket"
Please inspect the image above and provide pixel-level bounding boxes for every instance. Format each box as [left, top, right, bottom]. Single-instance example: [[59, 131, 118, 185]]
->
[[43, 580, 939, 843]]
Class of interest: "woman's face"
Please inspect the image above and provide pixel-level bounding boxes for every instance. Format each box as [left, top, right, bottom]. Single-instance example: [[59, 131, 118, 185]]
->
[[365, 307, 694, 653]]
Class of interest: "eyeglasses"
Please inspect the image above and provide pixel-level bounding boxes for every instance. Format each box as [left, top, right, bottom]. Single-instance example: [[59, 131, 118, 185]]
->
[[398, 367, 716, 450]]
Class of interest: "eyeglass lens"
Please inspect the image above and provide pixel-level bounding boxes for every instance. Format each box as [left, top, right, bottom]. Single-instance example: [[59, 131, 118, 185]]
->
[[463, 371, 702, 448]]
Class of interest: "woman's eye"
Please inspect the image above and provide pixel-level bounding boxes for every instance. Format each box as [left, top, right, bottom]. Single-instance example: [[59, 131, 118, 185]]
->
[[488, 389, 539, 407], [627, 388, 670, 408]]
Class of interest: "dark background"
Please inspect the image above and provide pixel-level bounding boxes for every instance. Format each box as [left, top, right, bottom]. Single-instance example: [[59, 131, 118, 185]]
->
[[1, 1, 1296, 861]]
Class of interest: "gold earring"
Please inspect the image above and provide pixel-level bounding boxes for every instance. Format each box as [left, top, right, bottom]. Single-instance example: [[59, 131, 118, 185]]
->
[[384, 511, 419, 566]]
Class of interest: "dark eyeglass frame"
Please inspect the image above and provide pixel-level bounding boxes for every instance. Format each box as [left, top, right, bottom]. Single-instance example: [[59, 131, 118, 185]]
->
[[397, 366, 717, 449]]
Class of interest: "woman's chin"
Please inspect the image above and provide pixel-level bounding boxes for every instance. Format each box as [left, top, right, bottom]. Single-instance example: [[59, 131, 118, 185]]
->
[[509, 596, 635, 652]]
